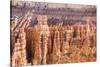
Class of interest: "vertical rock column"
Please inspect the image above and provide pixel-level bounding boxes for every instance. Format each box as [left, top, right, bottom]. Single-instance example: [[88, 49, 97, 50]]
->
[[80, 25, 85, 38], [60, 25, 72, 63], [19, 28, 27, 66], [32, 15, 49, 65], [91, 26, 96, 47], [47, 27, 54, 64], [77, 25, 81, 39], [62, 31, 70, 55], [86, 18, 91, 47], [41, 34, 48, 64], [40, 15, 50, 64], [32, 28, 42, 65], [52, 27, 61, 64], [59, 27, 64, 52], [11, 32, 17, 57], [12, 39, 22, 67]]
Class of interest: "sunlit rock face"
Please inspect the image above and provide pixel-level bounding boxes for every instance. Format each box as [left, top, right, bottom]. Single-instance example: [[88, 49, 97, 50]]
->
[[10, 1, 96, 67], [11, 28, 27, 67], [11, 15, 96, 66], [30, 15, 50, 65], [35, 15, 50, 36]]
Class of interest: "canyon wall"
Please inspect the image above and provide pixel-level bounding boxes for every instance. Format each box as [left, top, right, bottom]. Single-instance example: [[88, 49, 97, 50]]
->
[[11, 15, 96, 66]]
